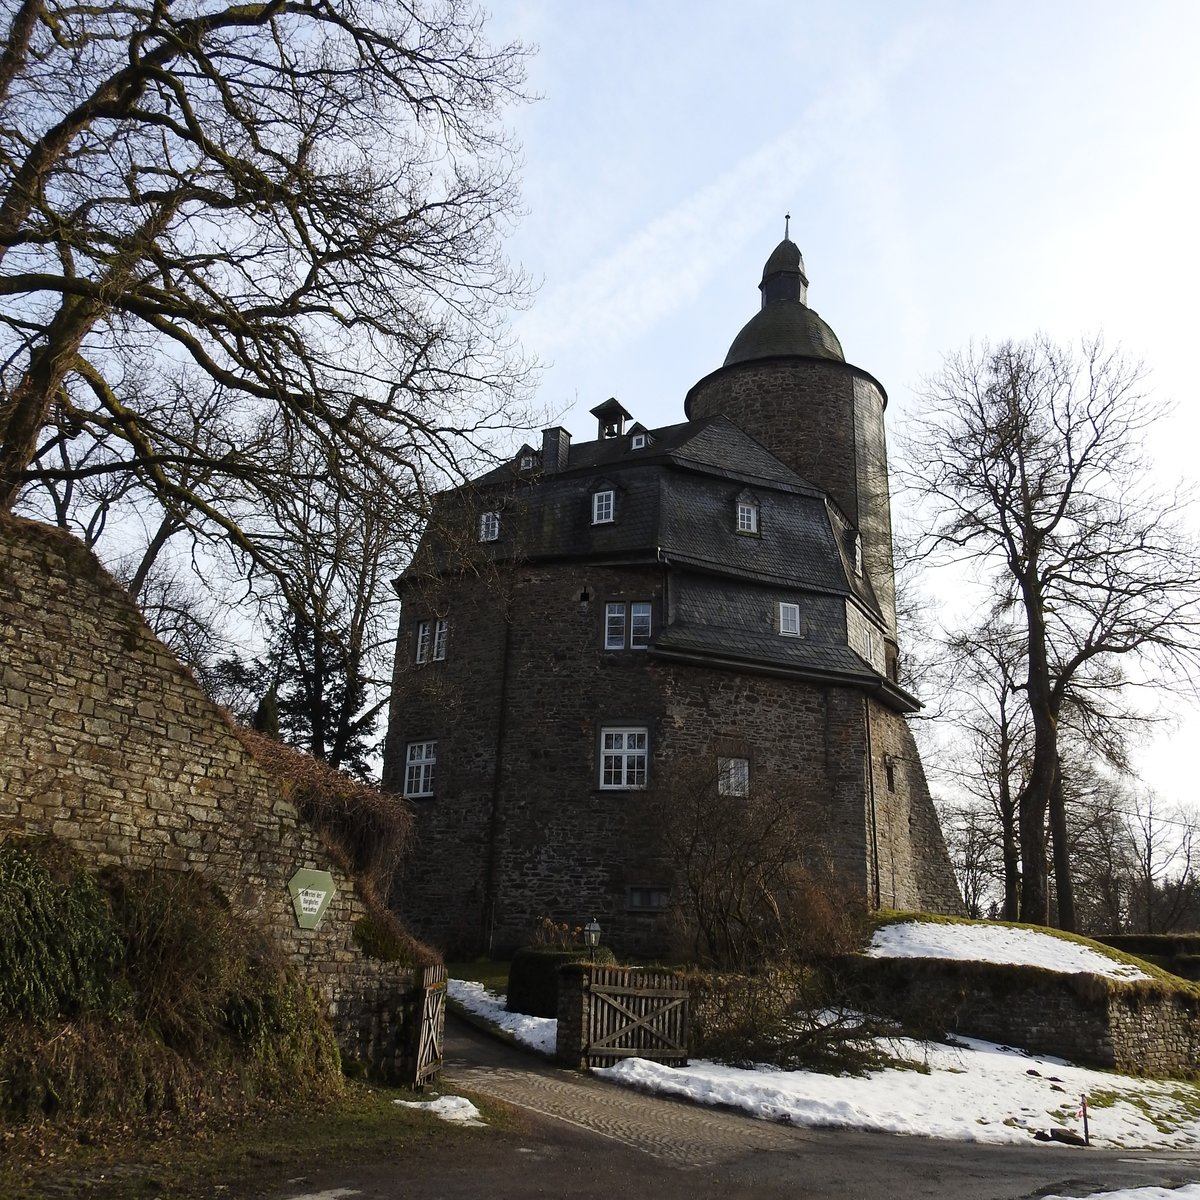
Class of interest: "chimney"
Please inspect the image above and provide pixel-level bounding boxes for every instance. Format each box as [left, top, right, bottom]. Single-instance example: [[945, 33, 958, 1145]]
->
[[541, 426, 571, 473]]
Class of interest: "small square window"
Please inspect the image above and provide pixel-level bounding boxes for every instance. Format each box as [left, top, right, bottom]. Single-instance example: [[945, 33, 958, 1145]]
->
[[404, 740, 437, 797], [737, 502, 758, 534], [718, 756, 750, 797], [593, 490, 615, 524], [779, 602, 801, 637], [479, 511, 500, 542], [519, 454, 535, 470], [631, 434, 646, 450]]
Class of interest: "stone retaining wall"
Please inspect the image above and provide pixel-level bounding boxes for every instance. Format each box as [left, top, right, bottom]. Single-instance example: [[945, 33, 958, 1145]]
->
[[0, 516, 419, 1077], [846, 955, 1200, 1077]]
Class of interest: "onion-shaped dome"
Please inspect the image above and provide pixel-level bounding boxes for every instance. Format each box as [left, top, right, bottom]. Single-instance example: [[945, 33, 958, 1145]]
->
[[723, 236, 845, 366]]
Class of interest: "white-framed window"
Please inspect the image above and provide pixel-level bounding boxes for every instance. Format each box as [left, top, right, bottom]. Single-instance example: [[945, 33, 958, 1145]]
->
[[404, 740, 436, 797], [605, 602, 626, 650], [592, 489, 615, 524], [779, 601, 801, 637], [736, 501, 759, 534], [519, 453, 535, 470], [852, 533, 863, 576], [600, 727, 648, 789], [604, 600, 652, 650], [718, 756, 750, 797], [415, 618, 448, 664], [631, 433, 646, 450], [630, 601, 652, 649], [479, 510, 500, 542]]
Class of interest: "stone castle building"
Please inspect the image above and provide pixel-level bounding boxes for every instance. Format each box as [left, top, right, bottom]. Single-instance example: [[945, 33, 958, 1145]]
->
[[383, 232, 963, 956]]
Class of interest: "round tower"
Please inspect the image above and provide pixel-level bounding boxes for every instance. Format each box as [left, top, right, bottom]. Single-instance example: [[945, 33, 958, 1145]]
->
[[685, 233, 897, 639]]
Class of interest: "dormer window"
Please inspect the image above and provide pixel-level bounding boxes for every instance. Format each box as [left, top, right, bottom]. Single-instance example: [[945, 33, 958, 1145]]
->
[[736, 501, 759, 534], [479, 510, 500, 542], [519, 453, 535, 471], [592, 489, 615, 525], [631, 434, 646, 450]]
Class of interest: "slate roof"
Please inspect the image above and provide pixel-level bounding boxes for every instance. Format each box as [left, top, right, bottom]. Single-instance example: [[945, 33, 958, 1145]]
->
[[469, 415, 817, 494], [657, 476, 847, 592], [651, 624, 917, 711], [403, 410, 904, 703], [723, 301, 844, 366], [411, 416, 879, 609]]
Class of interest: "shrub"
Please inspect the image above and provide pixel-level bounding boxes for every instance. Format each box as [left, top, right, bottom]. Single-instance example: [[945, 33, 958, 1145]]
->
[[684, 964, 896, 1075], [507, 946, 616, 1017], [353, 912, 439, 967], [0, 838, 126, 1022], [647, 764, 869, 970], [0, 837, 343, 1124]]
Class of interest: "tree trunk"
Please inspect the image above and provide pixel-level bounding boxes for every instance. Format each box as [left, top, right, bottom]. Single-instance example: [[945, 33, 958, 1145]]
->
[[0, 297, 101, 509], [1002, 825, 1020, 921], [1017, 562, 1057, 925], [1048, 757, 1075, 930]]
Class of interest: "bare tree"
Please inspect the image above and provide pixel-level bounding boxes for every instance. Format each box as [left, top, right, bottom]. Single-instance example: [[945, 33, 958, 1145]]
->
[[937, 800, 1005, 919], [901, 335, 1200, 928], [649, 764, 863, 970], [0, 0, 535, 594], [1124, 790, 1200, 934]]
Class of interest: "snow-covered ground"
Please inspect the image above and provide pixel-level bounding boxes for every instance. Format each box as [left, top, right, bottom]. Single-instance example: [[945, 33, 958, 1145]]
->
[[448, 921, 1200, 1152]]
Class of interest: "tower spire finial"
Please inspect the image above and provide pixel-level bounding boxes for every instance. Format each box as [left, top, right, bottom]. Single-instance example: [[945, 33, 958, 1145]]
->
[[784, 211, 790, 240]]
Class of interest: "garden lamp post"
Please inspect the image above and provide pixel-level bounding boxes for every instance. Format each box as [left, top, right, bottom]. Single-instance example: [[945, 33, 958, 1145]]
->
[[584, 918, 601, 962]]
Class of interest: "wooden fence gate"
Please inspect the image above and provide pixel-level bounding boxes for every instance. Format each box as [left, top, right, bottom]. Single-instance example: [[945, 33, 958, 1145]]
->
[[405, 963, 447, 1088], [558, 965, 688, 1069]]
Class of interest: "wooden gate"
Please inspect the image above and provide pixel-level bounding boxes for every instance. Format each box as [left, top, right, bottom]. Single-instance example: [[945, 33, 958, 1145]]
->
[[583, 966, 688, 1068], [407, 963, 447, 1088]]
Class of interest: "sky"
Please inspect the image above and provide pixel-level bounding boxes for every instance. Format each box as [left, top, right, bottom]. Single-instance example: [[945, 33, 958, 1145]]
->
[[482, 0, 1200, 804], [445, 913, 1200, 1151]]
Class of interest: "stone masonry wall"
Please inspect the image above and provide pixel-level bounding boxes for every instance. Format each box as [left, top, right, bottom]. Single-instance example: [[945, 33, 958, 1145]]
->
[[848, 956, 1200, 1076], [387, 557, 963, 960], [868, 704, 964, 915], [0, 517, 417, 1076], [687, 359, 865, 530]]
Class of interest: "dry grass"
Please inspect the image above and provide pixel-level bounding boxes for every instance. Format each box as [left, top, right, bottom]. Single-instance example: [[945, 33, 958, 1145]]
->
[[234, 729, 439, 968]]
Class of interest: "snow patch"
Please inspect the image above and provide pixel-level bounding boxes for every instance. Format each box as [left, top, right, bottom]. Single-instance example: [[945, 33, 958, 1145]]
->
[[1043, 1188, 1200, 1200], [394, 1094, 485, 1126], [867, 920, 1150, 980]]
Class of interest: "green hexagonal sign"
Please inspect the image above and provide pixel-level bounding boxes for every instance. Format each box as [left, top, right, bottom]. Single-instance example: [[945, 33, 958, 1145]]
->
[[288, 868, 336, 930]]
